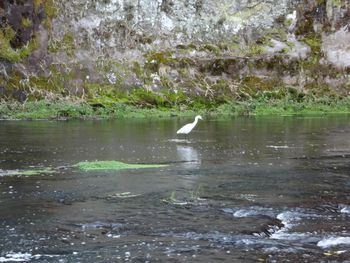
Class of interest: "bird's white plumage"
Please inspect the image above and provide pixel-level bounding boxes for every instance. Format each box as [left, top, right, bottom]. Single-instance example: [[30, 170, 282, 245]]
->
[[176, 115, 202, 134]]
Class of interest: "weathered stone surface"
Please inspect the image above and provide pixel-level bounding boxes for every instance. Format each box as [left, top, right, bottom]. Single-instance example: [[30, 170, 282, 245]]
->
[[0, 0, 349, 101], [52, 0, 291, 56], [322, 26, 350, 69]]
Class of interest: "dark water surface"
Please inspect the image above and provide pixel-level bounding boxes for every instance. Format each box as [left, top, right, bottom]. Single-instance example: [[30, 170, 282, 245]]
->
[[0, 116, 349, 262]]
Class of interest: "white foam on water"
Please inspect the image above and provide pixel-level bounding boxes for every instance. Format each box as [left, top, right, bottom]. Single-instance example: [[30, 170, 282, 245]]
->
[[234, 209, 255, 217], [269, 232, 319, 243], [80, 221, 123, 230], [266, 145, 290, 149], [263, 246, 299, 254], [191, 206, 350, 253], [222, 206, 275, 218], [270, 211, 311, 240], [237, 194, 257, 202], [0, 253, 32, 262], [276, 211, 300, 227], [340, 205, 350, 214], [167, 139, 191, 143], [317, 236, 350, 248]]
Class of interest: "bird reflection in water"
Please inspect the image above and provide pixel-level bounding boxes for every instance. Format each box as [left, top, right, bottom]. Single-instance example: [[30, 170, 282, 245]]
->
[[176, 145, 200, 168]]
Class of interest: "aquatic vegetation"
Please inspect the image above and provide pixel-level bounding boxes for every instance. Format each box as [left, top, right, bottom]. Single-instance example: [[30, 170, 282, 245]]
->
[[0, 168, 56, 177], [162, 188, 207, 206], [107, 192, 142, 199], [76, 161, 168, 171], [162, 191, 189, 206]]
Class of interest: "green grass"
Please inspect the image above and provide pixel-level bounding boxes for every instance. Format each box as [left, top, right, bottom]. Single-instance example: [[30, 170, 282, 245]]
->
[[216, 97, 350, 116], [0, 96, 349, 120], [0, 100, 200, 120], [76, 161, 168, 171], [0, 101, 94, 120]]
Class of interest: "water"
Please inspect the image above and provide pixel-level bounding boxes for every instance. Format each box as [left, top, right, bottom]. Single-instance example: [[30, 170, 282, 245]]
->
[[0, 116, 349, 262]]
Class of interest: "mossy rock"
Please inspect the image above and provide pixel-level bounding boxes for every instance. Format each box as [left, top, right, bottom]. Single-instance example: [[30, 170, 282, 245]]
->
[[144, 51, 175, 72], [240, 76, 281, 95]]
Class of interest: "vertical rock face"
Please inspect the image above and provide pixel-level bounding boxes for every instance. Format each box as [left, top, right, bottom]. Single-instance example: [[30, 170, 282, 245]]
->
[[0, 1, 44, 100], [0, 0, 42, 48], [323, 27, 350, 69], [52, 0, 291, 57], [0, 0, 349, 102]]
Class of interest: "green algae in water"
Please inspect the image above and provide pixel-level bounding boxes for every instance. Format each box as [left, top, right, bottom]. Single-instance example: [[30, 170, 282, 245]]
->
[[0, 168, 56, 177], [76, 161, 167, 171]]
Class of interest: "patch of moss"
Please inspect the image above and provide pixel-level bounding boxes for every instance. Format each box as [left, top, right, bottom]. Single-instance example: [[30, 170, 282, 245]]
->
[[33, 0, 58, 29], [144, 51, 175, 72], [129, 88, 173, 108], [48, 32, 75, 56], [34, 0, 42, 9], [332, 0, 342, 7], [239, 44, 267, 57], [301, 33, 322, 54], [63, 32, 74, 48], [21, 18, 32, 28], [0, 26, 21, 62], [176, 44, 197, 53], [200, 44, 221, 55], [0, 26, 39, 63], [239, 76, 282, 98], [132, 61, 144, 78], [295, 13, 314, 36], [85, 80, 191, 110], [76, 161, 168, 171], [43, 0, 59, 18], [255, 28, 287, 48], [210, 79, 232, 101]]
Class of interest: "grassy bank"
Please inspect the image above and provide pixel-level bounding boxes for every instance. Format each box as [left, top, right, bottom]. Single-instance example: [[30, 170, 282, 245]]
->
[[1, 96, 350, 120]]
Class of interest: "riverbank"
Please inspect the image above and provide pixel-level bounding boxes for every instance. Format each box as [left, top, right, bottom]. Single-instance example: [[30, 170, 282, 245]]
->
[[1, 0, 349, 121], [1, 95, 349, 120]]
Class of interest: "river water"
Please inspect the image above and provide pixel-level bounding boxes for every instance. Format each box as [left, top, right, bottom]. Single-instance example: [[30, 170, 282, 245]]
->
[[0, 116, 349, 262]]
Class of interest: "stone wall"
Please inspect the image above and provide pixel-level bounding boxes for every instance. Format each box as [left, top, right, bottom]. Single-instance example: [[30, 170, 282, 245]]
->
[[0, 0, 349, 102]]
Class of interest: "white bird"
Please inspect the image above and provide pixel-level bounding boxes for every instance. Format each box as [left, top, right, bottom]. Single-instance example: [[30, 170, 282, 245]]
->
[[177, 115, 203, 135]]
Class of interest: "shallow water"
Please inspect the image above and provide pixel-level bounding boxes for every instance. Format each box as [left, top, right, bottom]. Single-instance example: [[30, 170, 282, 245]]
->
[[0, 116, 349, 262]]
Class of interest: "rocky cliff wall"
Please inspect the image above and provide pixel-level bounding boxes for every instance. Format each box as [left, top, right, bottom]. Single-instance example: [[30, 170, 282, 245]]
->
[[0, 0, 349, 103]]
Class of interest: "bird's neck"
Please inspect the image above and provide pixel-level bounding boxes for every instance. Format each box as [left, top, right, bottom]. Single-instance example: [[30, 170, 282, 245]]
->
[[193, 118, 199, 125]]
